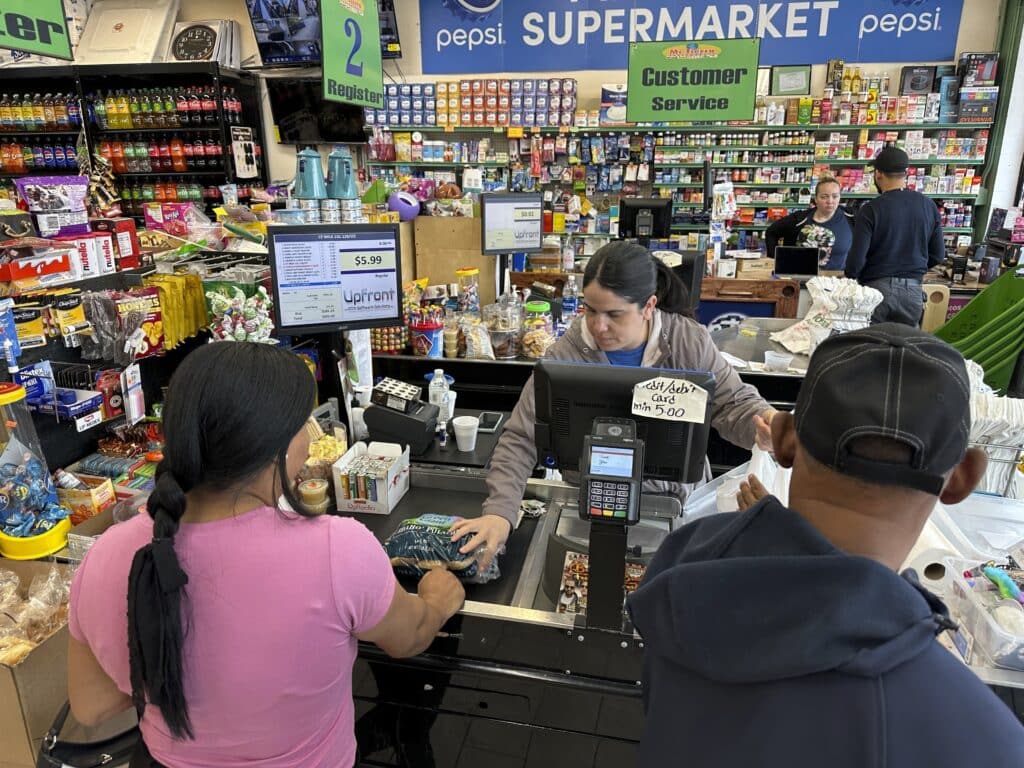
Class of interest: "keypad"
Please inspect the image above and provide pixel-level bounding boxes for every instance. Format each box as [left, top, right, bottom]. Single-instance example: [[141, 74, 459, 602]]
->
[[588, 481, 632, 518]]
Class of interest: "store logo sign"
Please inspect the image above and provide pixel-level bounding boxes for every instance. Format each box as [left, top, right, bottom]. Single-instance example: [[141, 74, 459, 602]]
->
[[419, 0, 964, 72], [663, 42, 721, 60]]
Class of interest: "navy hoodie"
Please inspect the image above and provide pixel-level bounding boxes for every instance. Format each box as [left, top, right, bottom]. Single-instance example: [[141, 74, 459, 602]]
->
[[627, 498, 1024, 767]]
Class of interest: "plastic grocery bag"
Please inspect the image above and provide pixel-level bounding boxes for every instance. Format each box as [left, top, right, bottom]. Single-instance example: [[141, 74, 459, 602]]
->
[[772, 277, 883, 355], [384, 514, 501, 583]]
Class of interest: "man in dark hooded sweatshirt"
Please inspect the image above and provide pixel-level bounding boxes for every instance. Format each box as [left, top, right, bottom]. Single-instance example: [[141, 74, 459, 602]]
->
[[627, 323, 1024, 767]]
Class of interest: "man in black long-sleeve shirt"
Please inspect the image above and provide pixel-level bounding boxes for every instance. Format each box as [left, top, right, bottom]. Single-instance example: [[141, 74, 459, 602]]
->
[[844, 147, 945, 326]]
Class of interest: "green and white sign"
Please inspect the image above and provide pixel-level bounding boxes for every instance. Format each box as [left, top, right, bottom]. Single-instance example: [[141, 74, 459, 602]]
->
[[0, 0, 72, 60], [321, 0, 384, 109], [626, 39, 759, 123]]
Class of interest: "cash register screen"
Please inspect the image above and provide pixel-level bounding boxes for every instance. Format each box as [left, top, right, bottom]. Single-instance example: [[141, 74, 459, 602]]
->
[[268, 224, 403, 334], [589, 446, 634, 477]]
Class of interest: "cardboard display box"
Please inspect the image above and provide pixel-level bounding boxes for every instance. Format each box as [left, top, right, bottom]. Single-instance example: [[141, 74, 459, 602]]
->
[[332, 442, 410, 515], [57, 475, 117, 526], [0, 560, 72, 768]]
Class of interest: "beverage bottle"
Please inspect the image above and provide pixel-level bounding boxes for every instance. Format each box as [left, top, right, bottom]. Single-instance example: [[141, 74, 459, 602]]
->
[[41, 142, 55, 169], [102, 92, 116, 128], [131, 183, 143, 216], [138, 90, 154, 128], [65, 142, 77, 168], [92, 93, 107, 129], [148, 138, 160, 171], [429, 370, 450, 422], [66, 94, 80, 127], [54, 95, 69, 129], [0, 143, 11, 172], [135, 138, 151, 172], [193, 137, 206, 168], [31, 94, 45, 131], [561, 274, 580, 319], [163, 91, 178, 127], [0, 96, 11, 132], [128, 91, 141, 128], [164, 179, 177, 202], [851, 68, 862, 93], [10, 96, 25, 131], [170, 136, 186, 172], [188, 89, 202, 126], [176, 89, 190, 126], [111, 141, 126, 173], [141, 180, 156, 208], [203, 87, 218, 125], [156, 135, 171, 171], [21, 143, 33, 172], [54, 141, 66, 169], [99, 139, 113, 164], [120, 185, 132, 214], [41, 94, 56, 131], [183, 136, 194, 167], [116, 90, 131, 128], [20, 96, 35, 131], [205, 138, 221, 168], [123, 139, 137, 173], [151, 90, 165, 128], [841, 68, 852, 93], [32, 144, 45, 169], [175, 179, 189, 201], [154, 180, 167, 203], [189, 181, 202, 202]]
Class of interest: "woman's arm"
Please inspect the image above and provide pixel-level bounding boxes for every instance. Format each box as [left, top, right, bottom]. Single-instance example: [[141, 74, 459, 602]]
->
[[68, 636, 133, 727], [357, 569, 464, 658]]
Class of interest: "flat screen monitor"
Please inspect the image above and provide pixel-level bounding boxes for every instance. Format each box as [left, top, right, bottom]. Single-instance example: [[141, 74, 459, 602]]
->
[[265, 78, 366, 144], [618, 197, 672, 239], [774, 246, 820, 280], [654, 249, 704, 311], [246, 0, 322, 67], [480, 193, 544, 255], [534, 360, 716, 484], [268, 224, 403, 334]]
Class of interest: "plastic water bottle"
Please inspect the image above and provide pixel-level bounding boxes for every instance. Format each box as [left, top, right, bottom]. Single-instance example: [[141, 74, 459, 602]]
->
[[561, 275, 580, 319], [429, 369, 450, 421]]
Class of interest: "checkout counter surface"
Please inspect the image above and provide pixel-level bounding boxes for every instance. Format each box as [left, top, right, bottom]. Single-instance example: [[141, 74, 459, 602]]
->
[[710, 317, 809, 377]]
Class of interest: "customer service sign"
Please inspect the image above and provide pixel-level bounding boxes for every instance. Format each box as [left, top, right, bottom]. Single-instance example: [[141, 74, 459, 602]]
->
[[419, 0, 962, 73]]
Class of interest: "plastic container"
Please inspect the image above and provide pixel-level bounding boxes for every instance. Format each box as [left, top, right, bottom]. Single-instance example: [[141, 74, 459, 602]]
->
[[411, 322, 444, 358], [522, 300, 555, 359], [443, 315, 460, 359], [930, 494, 1024, 563], [0, 517, 71, 560], [456, 267, 481, 314], [947, 557, 1024, 671], [764, 351, 794, 371], [483, 303, 522, 359], [452, 415, 480, 452]]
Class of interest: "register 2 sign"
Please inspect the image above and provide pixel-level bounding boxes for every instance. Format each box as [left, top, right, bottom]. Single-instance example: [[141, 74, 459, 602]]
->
[[0, 0, 73, 60], [627, 38, 759, 123]]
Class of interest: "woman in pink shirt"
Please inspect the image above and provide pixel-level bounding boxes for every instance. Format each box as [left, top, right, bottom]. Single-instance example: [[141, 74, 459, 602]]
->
[[68, 342, 464, 768]]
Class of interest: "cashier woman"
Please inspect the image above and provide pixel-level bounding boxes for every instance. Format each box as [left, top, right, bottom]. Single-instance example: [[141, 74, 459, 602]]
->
[[451, 242, 778, 568]]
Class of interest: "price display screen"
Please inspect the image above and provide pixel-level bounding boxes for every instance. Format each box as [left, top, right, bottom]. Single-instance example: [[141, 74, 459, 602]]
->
[[589, 446, 635, 478], [480, 193, 544, 255], [269, 224, 403, 334]]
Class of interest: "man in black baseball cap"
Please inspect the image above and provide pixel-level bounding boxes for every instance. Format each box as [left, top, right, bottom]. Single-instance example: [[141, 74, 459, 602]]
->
[[845, 145, 946, 326], [628, 325, 1024, 768]]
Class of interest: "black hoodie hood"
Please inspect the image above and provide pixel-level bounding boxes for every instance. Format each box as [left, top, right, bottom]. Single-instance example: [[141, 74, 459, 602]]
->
[[627, 497, 952, 684]]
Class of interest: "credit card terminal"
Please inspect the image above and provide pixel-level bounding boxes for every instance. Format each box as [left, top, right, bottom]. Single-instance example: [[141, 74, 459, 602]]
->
[[579, 417, 644, 525]]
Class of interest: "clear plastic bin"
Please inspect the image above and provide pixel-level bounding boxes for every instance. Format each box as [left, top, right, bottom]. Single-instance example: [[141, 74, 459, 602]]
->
[[930, 494, 1024, 562], [947, 557, 1024, 671]]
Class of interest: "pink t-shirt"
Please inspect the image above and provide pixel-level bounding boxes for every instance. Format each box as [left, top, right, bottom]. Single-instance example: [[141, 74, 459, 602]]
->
[[69, 508, 395, 768]]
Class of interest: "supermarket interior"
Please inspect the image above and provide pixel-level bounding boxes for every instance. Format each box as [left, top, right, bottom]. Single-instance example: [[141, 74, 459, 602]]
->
[[0, 0, 1024, 767]]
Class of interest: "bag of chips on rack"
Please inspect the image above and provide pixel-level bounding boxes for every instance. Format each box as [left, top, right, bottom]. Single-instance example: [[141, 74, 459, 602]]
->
[[383, 514, 501, 583]]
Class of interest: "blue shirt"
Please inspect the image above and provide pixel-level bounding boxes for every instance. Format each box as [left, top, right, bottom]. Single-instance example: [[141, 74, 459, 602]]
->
[[605, 345, 646, 367], [796, 211, 853, 271]]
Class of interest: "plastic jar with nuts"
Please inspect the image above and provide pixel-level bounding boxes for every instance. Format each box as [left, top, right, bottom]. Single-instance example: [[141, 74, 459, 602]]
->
[[522, 300, 555, 359], [483, 303, 521, 359]]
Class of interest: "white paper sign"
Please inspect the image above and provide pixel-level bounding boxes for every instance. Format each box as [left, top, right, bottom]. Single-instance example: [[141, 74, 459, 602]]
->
[[632, 377, 709, 423]]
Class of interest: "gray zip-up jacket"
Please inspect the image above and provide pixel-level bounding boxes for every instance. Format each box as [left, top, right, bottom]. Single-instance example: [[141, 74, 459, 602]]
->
[[482, 310, 772, 528]]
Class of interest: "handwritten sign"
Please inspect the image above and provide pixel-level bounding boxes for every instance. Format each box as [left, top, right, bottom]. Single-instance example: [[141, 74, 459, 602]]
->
[[632, 377, 708, 423]]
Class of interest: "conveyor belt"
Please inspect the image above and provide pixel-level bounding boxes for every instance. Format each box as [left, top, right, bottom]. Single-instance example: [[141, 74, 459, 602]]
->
[[339, 484, 537, 606]]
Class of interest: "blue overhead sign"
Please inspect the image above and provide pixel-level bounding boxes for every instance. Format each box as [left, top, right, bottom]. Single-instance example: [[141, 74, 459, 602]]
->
[[419, 0, 963, 74]]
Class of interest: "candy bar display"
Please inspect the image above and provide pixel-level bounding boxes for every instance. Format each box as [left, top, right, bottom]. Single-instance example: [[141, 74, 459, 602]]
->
[[384, 514, 500, 583]]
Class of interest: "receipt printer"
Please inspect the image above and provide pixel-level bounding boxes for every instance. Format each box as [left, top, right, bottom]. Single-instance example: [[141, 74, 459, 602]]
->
[[364, 401, 439, 455]]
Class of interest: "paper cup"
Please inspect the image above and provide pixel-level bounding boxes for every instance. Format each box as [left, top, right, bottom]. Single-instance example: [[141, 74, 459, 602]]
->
[[452, 415, 480, 452]]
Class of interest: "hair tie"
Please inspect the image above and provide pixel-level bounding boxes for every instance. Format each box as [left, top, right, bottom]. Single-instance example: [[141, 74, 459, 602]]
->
[[149, 538, 188, 594]]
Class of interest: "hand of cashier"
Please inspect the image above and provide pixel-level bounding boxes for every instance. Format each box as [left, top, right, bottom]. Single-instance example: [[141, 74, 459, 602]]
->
[[450, 515, 511, 573]]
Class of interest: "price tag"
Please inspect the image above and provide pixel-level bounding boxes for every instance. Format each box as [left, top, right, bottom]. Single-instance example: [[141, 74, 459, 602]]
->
[[559, 126, 570, 134], [632, 377, 708, 424], [507, 126, 524, 138], [531, 126, 542, 134], [444, 125, 456, 133], [75, 410, 104, 432]]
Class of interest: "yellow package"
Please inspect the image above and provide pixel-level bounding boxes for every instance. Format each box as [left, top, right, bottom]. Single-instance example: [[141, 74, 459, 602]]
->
[[52, 290, 87, 338], [12, 303, 46, 349]]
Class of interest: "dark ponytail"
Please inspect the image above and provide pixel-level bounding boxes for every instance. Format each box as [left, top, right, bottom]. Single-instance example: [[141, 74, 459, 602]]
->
[[126, 342, 316, 739], [582, 241, 694, 317]]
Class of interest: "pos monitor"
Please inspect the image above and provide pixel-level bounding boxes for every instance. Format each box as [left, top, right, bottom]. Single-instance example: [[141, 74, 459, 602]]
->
[[618, 197, 672, 240], [533, 360, 716, 484], [268, 224, 403, 335], [480, 193, 544, 255]]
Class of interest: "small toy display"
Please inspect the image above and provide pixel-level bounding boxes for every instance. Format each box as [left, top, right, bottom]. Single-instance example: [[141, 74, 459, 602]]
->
[[207, 285, 274, 343]]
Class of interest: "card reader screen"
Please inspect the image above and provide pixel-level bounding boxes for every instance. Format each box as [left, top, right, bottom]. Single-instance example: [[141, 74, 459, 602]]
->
[[589, 446, 634, 477]]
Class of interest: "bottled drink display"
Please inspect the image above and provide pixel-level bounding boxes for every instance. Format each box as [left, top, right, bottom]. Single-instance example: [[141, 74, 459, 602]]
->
[[96, 134, 224, 174], [0, 139, 78, 172], [87, 85, 244, 130], [0, 93, 81, 132]]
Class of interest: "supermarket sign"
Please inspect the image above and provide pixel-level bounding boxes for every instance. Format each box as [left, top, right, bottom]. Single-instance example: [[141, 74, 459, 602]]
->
[[419, 0, 963, 73], [627, 39, 759, 122], [0, 0, 72, 60]]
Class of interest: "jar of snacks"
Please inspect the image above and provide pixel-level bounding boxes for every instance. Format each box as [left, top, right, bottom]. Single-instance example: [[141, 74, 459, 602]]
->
[[455, 267, 481, 314], [483, 303, 521, 360], [522, 300, 555, 359], [371, 325, 408, 355]]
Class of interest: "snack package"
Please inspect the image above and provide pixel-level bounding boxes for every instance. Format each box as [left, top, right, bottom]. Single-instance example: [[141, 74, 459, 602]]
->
[[460, 320, 495, 360], [0, 436, 70, 537], [15, 176, 89, 213], [384, 514, 501, 583]]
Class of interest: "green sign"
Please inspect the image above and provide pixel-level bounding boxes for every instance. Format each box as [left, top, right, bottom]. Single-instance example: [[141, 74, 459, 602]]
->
[[626, 39, 760, 124], [0, 1, 72, 60], [321, 0, 384, 110]]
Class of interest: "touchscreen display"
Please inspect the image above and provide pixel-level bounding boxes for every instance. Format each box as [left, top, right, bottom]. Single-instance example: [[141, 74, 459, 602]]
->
[[589, 446, 634, 478]]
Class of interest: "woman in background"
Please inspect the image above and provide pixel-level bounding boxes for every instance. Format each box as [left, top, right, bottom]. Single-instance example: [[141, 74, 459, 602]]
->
[[765, 176, 854, 271]]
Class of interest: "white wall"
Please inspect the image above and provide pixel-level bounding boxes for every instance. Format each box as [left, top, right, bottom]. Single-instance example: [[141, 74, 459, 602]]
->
[[182, 0, 1005, 182]]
